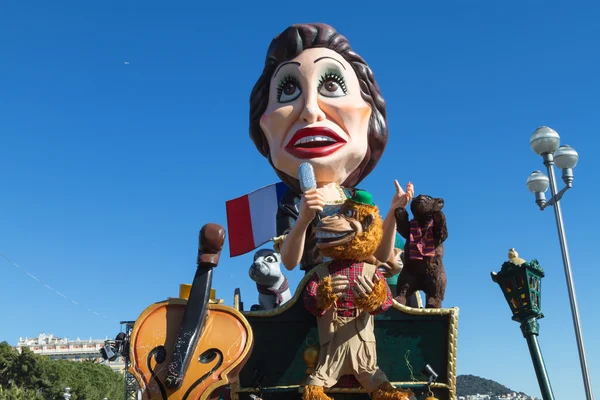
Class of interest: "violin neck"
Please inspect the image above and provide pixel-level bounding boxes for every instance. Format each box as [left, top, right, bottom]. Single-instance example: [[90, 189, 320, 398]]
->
[[165, 265, 213, 389]]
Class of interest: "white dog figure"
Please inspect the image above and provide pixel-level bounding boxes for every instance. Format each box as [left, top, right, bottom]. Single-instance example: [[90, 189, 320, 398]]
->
[[248, 249, 292, 310]]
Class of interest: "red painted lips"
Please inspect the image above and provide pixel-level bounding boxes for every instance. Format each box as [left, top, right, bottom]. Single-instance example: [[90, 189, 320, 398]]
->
[[284, 127, 346, 159]]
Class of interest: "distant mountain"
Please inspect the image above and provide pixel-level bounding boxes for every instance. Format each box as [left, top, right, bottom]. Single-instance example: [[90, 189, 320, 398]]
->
[[456, 374, 529, 397]]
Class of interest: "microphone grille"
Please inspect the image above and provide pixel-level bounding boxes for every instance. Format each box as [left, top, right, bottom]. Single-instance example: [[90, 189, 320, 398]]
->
[[298, 162, 316, 193]]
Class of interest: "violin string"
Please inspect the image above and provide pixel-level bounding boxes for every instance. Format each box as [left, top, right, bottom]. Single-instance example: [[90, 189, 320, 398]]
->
[[0, 251, 120, 324]]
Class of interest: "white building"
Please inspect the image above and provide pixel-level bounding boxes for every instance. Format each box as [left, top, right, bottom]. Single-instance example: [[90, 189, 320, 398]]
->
[[16, 333, 125, 373], [459, 393, 539, 400], [492, 393, 540, 400]]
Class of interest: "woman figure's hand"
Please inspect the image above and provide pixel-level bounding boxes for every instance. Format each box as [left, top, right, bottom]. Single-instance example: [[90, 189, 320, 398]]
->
[[390, 180, 414, 211], [298, 188, 326, 225]]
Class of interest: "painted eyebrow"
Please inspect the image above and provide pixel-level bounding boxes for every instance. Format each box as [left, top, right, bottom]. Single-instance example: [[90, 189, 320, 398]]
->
[[274, 61, 301, 78], [314, 56, 346, 70]]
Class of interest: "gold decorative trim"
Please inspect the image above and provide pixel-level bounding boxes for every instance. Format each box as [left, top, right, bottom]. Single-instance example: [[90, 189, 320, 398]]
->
[[241, 266, 318, 317], [237, 382, 450, 393], [390, 300, 456, 316], [325, 184, 348, 205], [237, 385, 299, 392], [447, 306, 459, 400]]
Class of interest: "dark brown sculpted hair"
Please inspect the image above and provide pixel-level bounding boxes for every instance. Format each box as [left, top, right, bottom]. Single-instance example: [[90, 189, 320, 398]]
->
[[249, 23, 388, 193]]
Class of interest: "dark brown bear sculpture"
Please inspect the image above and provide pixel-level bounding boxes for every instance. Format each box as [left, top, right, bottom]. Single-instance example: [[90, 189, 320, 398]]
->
[[394, 195, 448, 308]]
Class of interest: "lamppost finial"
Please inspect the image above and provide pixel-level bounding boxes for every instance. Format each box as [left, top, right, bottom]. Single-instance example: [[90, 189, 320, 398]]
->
[[508, 248, 526, 265]]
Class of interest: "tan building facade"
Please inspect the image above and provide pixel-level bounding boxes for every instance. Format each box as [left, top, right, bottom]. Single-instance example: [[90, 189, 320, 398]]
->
[[16, 333, 125, 373]]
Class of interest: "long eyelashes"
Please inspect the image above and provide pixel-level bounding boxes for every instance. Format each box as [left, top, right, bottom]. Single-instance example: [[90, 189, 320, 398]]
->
[[276, 71, 348, 103], [317, 72, 348, 95], [276, 75, 301, 102]]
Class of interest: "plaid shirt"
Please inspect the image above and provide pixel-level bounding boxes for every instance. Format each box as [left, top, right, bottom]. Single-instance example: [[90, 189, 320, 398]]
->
[[303, 260, 393, 317]]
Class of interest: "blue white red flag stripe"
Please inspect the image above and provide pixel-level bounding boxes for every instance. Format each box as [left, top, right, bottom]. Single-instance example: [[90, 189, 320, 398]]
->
[[225, 182, 289, 257]]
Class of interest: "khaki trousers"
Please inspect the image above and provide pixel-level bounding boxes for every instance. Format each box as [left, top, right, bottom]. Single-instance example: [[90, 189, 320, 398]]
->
[[306, 316, 388, 393]]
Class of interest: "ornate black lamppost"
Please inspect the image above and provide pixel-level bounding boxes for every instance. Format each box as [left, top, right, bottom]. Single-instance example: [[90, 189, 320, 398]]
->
[[491, 249, 555, 400]]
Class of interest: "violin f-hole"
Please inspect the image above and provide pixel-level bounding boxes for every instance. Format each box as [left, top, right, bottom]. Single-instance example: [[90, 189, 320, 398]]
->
[[198, 349, 218, 364], [153, 346, 167, 364]]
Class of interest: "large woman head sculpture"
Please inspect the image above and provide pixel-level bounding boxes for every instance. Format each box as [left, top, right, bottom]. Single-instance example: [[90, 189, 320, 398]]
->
[[249, 23, 388, 193]]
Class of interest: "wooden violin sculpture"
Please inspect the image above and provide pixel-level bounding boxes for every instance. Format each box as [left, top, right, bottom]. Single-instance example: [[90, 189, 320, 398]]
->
[[129, 223, 254, 400]]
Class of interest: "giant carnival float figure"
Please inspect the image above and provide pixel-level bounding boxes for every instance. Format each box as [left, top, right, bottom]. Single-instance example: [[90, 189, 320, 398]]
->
[[247, 22, 412, 274], [127, 23, 458, 400]]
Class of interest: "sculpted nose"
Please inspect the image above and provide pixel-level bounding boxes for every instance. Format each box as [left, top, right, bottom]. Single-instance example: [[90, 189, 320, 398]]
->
[[300, 94, 326, 123]]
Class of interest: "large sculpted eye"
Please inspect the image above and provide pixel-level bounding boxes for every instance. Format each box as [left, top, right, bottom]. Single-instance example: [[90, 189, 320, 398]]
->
[[265, 255, 276, 263], [318, 72, 347, 98], [344, 208, 354, 218], [277, 75, 302, 103]]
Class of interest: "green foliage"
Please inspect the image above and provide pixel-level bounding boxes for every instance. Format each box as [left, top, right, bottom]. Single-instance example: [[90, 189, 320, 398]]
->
[[456, 374, 515, 396], [0, 341, 124, 400], [0, 342, 18, 387], [0, 385, 45, 400]]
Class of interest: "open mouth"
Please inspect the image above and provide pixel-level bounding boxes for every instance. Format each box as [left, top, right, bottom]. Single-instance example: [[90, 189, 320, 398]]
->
[[285, 127, 346, 159], [315, 230, 354, 244]]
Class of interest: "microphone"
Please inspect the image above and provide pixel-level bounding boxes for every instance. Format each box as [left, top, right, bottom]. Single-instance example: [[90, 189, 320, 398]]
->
[[298, 162, 317, 193], [298, 162, 320, 221]]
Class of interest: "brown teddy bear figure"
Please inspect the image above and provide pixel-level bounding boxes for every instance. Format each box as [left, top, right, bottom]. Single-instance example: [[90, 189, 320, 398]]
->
[[303, 190, 414, 400], [394, 194, 448, 309]]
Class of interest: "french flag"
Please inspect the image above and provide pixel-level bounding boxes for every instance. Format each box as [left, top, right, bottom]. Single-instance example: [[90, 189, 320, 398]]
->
[[225, 182, 290, 257]]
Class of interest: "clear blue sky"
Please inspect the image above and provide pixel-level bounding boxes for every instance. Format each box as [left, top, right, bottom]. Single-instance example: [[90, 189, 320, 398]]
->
[[1, 1, 598, 398]]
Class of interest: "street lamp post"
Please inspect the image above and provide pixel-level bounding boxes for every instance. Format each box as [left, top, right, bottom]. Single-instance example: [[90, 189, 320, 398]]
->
[[491, 250, 555, 400], [63, 387, 71, 400], [527, 126, 594, 400]]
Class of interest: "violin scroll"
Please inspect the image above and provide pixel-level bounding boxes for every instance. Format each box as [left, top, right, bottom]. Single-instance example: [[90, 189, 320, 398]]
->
[[164, 223, 224, 389], [197, 223, 225, 267], [129, 222, 253, 400]]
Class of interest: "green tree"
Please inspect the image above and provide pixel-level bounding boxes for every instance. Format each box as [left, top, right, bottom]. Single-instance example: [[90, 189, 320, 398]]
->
[[0, 342, 18, 387], [39, 357, 124, 400], [12, 347, 50, 392], [456, 374, 513, 396], [0, 341, 124, 400], [0, 385, 45, 400]]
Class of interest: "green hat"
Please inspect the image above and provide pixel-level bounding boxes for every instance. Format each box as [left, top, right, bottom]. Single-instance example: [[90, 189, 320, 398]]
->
[[351, 190, 375, 206]]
